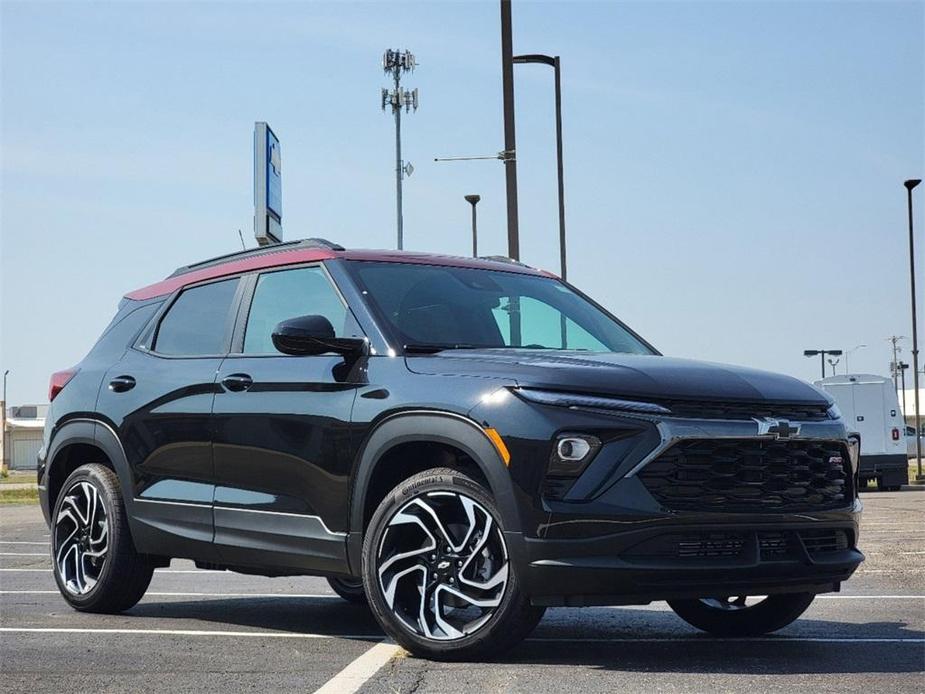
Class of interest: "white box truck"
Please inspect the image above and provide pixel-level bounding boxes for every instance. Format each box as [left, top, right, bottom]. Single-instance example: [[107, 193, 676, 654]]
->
[[815, 374, 907, 491]]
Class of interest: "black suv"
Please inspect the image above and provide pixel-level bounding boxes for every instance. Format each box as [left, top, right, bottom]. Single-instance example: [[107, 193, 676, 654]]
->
[[39, 239, 863, 660]]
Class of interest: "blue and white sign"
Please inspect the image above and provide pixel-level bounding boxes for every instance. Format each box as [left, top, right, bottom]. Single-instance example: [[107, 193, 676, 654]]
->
[[254, 122, 282, 245]]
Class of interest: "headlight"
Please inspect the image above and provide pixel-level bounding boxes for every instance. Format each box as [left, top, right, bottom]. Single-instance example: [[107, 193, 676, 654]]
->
[[827, 403, 843, 420], [513, 388, 670, 415]]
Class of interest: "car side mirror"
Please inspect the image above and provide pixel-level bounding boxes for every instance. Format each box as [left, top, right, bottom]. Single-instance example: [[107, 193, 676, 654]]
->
[[271, 315, 367, 358]]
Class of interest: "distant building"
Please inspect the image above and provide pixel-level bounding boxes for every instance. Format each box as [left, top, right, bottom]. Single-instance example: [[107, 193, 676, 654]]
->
[[4, 405, 46, 470], [898, 387, 925, 428]]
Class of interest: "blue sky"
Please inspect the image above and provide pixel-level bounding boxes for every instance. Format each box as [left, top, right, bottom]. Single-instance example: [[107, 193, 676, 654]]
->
[[1, 0, 922, 405]]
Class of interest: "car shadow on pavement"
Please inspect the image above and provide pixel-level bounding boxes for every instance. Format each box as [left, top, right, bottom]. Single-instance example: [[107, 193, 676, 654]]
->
[[129, 596, 385, 638], [124, 599, 925, 674], [504, 613, 925, 675]]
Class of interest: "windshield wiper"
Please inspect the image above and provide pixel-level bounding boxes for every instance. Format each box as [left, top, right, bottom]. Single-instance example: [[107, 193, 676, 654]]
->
[[403, 343, 479, 354]]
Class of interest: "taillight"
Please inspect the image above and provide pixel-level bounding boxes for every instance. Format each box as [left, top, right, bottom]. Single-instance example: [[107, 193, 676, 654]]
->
[[891, 428, 901, 442], [49, 369, 78, 402]]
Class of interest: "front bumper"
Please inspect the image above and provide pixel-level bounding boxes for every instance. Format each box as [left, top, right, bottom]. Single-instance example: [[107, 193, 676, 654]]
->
[[510, 503, 863, 606], [488, 402, 864, 606]]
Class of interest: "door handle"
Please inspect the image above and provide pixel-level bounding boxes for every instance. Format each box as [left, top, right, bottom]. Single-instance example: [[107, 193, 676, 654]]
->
[[108, 375, 136, 393], [221, 373, 253, 392]]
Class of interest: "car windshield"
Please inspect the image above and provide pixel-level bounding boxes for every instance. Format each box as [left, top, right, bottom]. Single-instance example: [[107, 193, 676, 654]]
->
[[346, 261, 654, 354]]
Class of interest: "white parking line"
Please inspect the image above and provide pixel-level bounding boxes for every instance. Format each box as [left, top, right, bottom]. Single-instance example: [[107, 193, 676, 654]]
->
[[0, 552, 47, 556], [0, 568, 224, 574], [0, 627, 379, 639], [1, 590, 922, 600], [527, 637, 925, 643], [0, 628, 919, 645], [0, 590, 338, 598], [0, 541, 49, 545], [816, 595, 925, 599], [313, 640, 401, 694]]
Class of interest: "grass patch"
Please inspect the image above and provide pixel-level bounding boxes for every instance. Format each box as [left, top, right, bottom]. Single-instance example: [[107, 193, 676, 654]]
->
[[0, 473, 36, 485], [911, 460, 923, 484], [0, 487, 39, 504]]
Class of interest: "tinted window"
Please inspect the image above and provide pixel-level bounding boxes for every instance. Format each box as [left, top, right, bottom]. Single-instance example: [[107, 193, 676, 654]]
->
[[154, 279, 238, 355], [347, 261, 652, 354], [243, 266, 357, 354]]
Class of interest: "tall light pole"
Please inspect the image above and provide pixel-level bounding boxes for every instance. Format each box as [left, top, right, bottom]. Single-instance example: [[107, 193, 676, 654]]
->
[[465, 195, 481, 257], [500, 0, 519, 261], [804, 349, 843, 379], [904, 178, 922, 478], [381, 49, 418, 250], [513, 53, 568, 281], [844, 344, 866, 374]]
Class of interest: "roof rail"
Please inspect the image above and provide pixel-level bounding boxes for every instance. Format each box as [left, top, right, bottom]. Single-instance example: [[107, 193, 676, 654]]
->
[[477, 255, 533, 269], [168, 238, 345, 277]]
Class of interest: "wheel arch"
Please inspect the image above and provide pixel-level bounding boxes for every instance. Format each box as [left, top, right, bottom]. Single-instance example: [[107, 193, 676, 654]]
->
[[45, 419, 135, 521], [347, 411, 521, 572]]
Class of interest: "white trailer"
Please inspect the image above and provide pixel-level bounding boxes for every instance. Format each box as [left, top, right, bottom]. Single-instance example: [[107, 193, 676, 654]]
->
[[815, 374, 907, 491]]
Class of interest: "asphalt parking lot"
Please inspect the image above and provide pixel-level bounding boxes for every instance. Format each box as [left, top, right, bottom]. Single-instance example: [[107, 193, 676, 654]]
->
[[1, 493, 923, 693]]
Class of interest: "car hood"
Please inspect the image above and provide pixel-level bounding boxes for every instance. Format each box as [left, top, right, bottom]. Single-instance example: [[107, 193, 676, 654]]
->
[[405, 350, 829, 405]]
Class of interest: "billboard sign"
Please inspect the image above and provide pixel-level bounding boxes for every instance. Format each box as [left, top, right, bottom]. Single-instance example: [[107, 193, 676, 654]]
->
[[254, 122, 282, 245]]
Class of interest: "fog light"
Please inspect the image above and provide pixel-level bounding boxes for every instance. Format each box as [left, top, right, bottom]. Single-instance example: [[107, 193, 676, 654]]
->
[[558, 437, 592, 461], [548, 434, 601, 477]]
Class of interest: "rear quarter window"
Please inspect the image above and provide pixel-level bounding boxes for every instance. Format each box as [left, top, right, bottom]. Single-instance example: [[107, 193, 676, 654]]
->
[[88, 301, 162, 361]]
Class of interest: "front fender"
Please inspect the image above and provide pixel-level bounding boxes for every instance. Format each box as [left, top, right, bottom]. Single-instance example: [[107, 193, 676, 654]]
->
[[346, 410, 520, 572]]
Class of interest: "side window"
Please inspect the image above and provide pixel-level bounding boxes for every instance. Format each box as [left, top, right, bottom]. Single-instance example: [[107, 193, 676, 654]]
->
[[243, 266, 357, 354], [154, 279, 238, 356]]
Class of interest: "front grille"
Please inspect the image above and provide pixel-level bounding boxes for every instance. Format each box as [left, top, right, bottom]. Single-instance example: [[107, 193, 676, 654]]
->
[[656, 400, 830, 421], [623, 528, 853, 561], [639, 439, 851, 513], [677, 533, 745, 559]]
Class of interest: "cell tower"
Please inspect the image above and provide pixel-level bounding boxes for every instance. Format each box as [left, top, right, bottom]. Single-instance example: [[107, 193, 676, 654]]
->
[[381, 49, 418, 250]]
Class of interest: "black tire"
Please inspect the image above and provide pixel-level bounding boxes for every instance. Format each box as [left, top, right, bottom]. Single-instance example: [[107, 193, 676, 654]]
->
[[327, 576, 368, 605], [362, 467, 545, 661], [51, 463, 154, 613], [668, 593, 816, 636], [883, 485, 902, 492]]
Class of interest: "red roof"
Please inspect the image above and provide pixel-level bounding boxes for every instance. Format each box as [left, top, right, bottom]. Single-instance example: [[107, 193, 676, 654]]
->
[[125, 247, 546, 301]]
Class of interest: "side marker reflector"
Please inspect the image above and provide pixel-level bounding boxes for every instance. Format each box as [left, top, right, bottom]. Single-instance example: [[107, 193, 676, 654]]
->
[[483, 427, 511, 466]]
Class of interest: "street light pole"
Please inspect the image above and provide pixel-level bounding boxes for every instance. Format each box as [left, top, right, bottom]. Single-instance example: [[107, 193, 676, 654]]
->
[[903, 178, 922, 478], [500, 0, 519, 261], [804, 349, 843, 379], [512, 53, 568, 281], [465, 195, 481, 257]]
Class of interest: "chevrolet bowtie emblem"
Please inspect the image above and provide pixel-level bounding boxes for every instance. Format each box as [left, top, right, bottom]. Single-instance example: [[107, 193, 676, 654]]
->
[[755, 417, 801, 439]]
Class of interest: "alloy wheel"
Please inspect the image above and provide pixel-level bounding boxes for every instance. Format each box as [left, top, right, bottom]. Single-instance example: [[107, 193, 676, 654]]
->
[[376, 490, 509, 641], [54, 481, 110, 595]]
